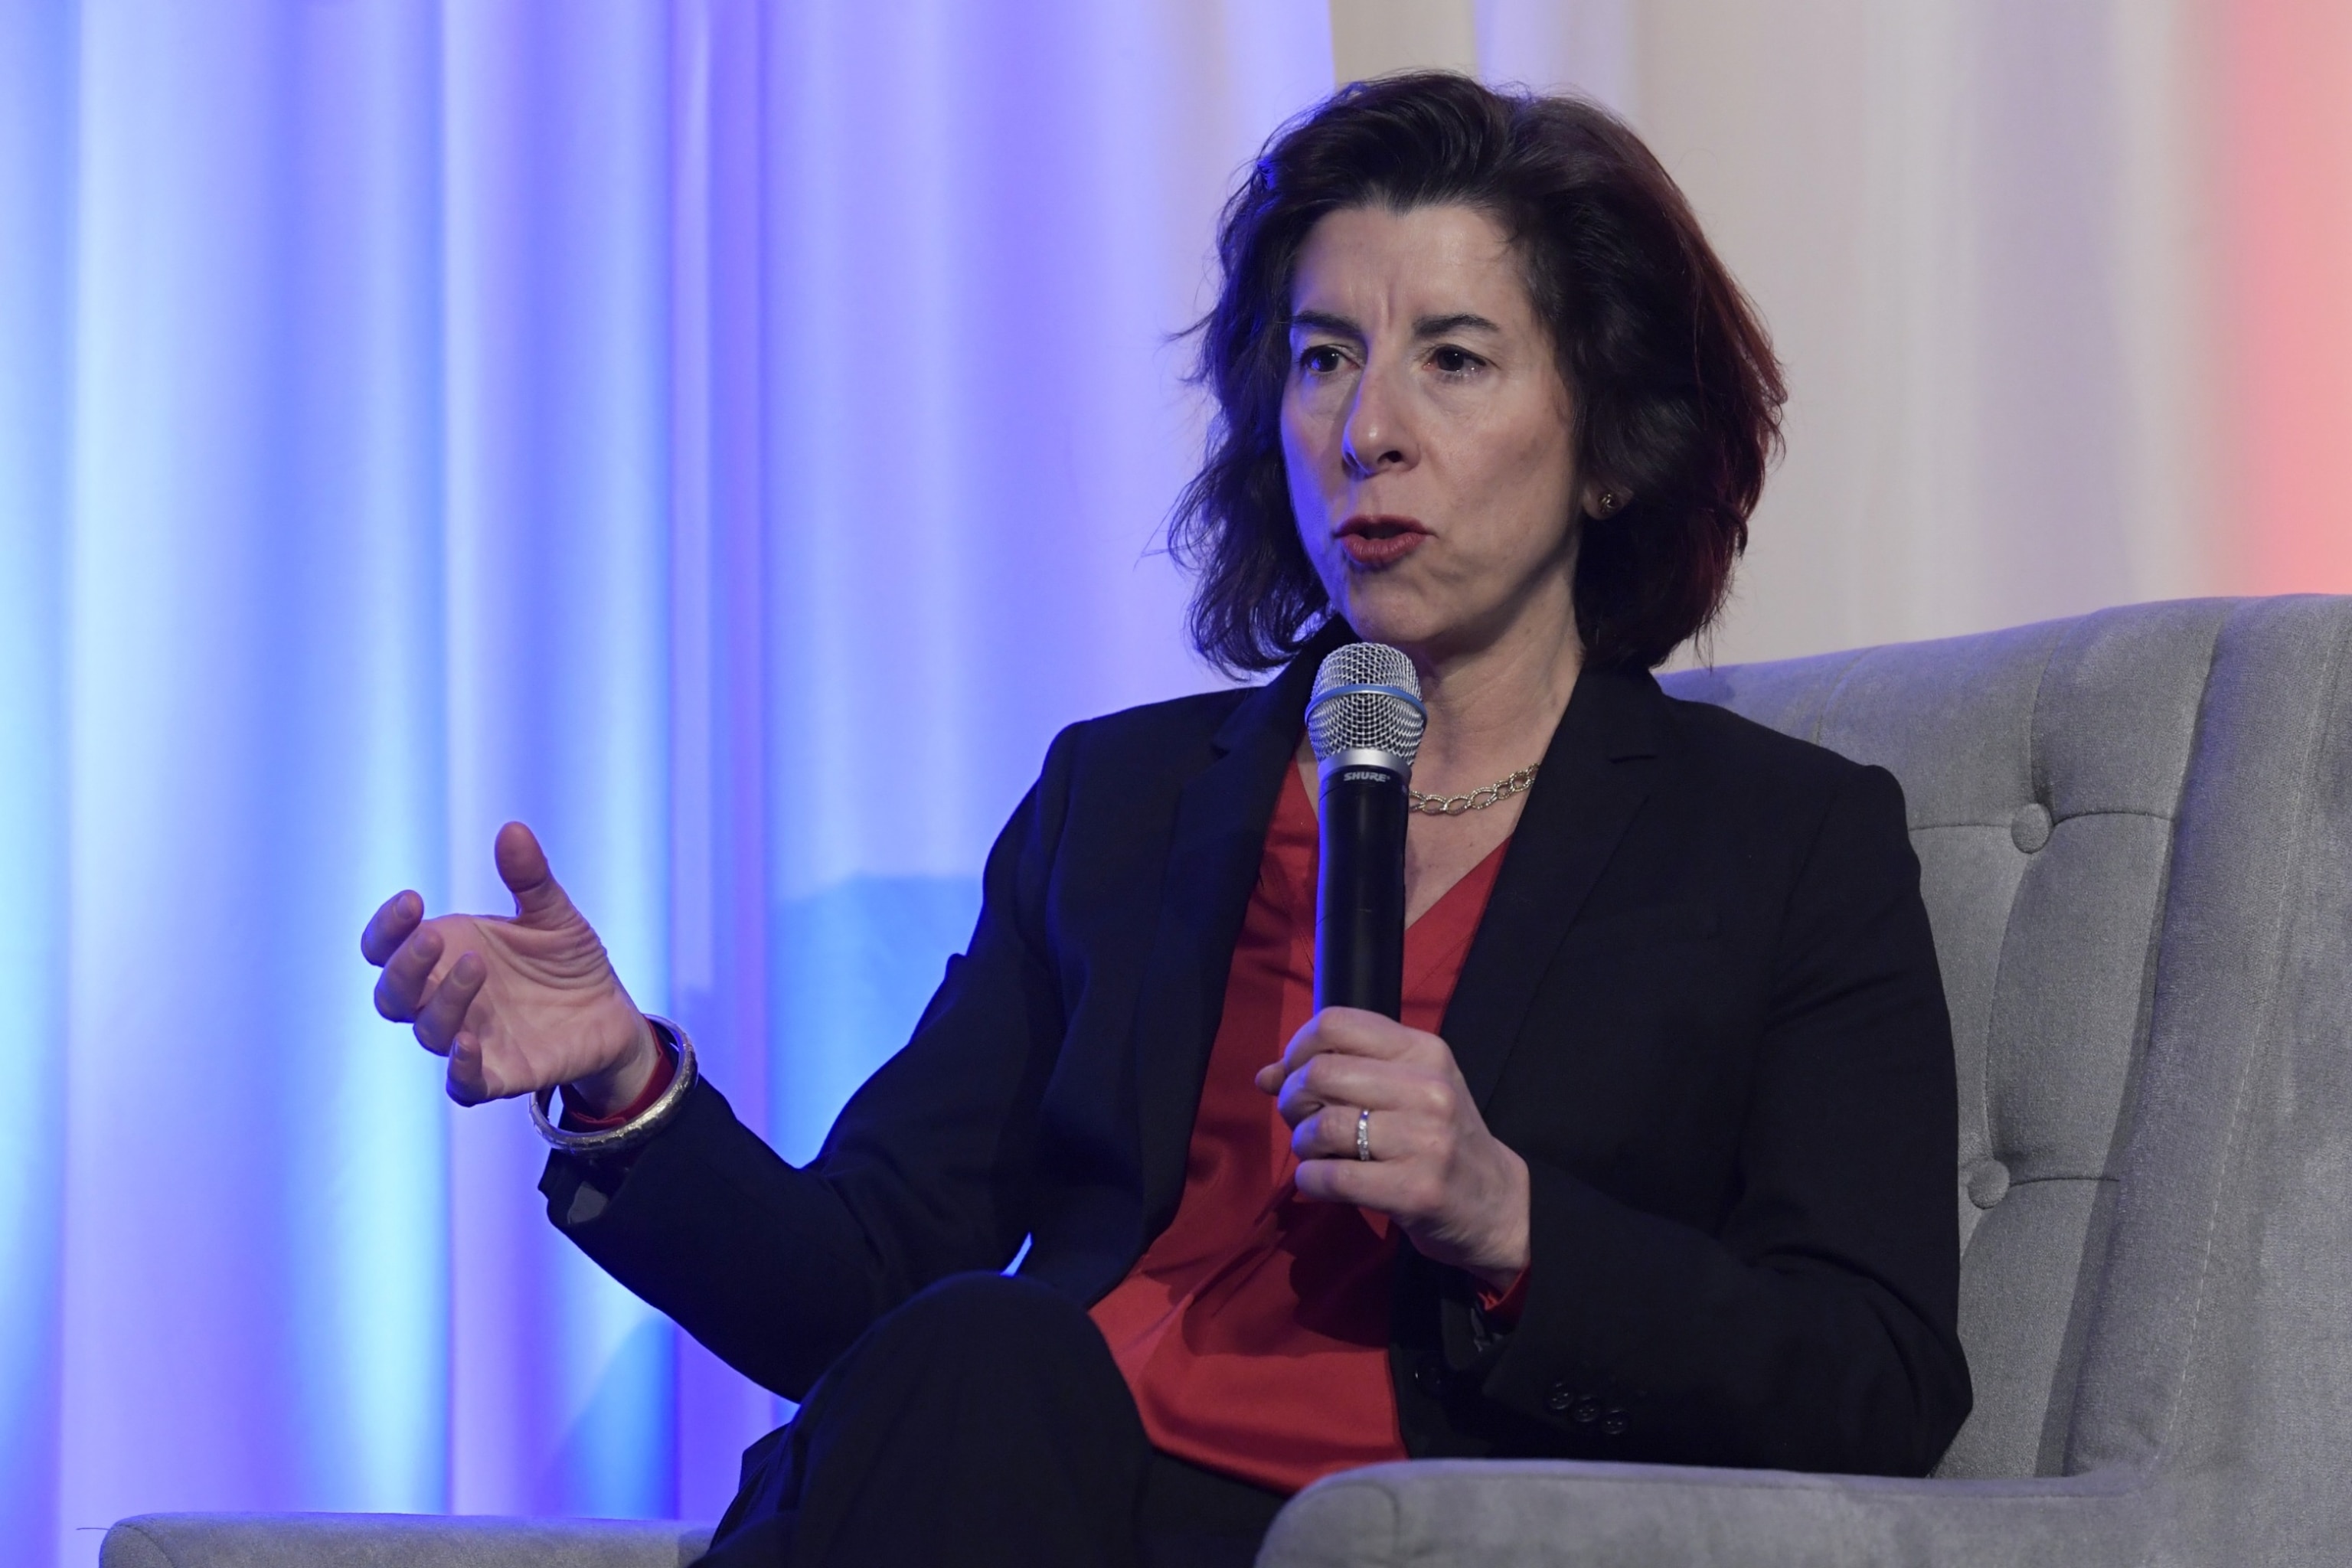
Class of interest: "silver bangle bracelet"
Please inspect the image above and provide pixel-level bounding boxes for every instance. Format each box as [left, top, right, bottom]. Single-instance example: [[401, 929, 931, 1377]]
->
[[531, 1014, 697, 1159]]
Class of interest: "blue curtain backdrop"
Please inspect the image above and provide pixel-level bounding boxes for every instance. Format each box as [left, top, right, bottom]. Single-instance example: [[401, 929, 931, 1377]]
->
[[0, 3, 1332, 1562]]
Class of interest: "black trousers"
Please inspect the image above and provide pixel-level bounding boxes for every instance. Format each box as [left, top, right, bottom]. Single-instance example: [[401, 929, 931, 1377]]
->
[[699, 1272, 1292, 1568]]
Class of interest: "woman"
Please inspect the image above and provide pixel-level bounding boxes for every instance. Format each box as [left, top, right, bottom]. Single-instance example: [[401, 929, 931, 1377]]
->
[[363, 74, 1969, 1566]]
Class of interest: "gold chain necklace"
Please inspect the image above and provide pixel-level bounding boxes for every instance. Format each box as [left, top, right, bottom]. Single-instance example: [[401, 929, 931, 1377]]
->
[[1407, 763, 1540, 816]]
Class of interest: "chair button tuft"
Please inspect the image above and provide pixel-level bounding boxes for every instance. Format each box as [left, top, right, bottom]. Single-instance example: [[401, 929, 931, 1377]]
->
[[1966, 1158, 2011, 1209], [2011, 802, 2053, 853]]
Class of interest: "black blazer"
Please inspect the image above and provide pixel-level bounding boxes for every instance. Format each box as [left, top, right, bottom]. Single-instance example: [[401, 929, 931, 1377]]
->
[[545, 632, 1972, 1477]]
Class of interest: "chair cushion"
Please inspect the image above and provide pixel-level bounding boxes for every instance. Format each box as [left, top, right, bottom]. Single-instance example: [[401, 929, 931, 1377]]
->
[[100, 1511, 713, 1568]]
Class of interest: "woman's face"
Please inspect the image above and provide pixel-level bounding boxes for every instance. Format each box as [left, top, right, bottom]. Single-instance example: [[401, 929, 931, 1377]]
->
[[1282, 202, 1586, 665]]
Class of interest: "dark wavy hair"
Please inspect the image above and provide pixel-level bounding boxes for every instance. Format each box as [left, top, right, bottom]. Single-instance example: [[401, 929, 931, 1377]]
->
[[1169, 73, 1785, 673]]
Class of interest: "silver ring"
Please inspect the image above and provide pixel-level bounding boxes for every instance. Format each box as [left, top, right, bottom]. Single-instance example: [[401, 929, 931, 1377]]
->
[[1355, 1106, 1374, 1162]]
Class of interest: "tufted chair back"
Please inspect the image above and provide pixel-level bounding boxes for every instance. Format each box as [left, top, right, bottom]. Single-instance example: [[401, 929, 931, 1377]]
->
[[1664, 597, 2352, 1498]]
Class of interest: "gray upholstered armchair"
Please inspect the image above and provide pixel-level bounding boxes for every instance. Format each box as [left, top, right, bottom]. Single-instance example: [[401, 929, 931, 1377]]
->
[[106, 596, 2352, 1568]]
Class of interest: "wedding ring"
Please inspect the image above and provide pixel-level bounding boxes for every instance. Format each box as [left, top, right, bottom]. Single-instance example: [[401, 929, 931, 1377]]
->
[[1355, 1106, 1374, 1162]]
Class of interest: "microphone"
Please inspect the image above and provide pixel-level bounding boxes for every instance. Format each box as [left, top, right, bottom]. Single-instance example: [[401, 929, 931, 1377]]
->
[[1307, 641, 1426, 1018]]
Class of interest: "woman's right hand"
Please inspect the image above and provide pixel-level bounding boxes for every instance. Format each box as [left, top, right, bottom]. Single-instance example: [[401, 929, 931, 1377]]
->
[[361, 821, 661, 1114]]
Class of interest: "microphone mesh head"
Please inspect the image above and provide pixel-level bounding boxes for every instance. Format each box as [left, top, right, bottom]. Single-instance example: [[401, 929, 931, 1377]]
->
[[1308, 641, 1426, 767]]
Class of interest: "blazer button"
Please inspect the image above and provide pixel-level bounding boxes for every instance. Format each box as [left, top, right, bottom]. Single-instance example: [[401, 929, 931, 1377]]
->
[[1602, 1409, 1630, 1437], [1415, 1357, 1451, 1398], [1570, 1398, 1602, 1425], [1544, 1380, 1576, 1413]]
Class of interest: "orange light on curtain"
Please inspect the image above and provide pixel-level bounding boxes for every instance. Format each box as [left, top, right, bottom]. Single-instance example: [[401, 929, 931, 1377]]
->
[[2214, 0, 2352, 594]]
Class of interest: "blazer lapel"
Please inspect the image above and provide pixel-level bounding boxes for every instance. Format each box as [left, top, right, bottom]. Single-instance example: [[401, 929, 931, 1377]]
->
[[1441, 666, 1665, 1109], [1130, 625, 1348, 1235]]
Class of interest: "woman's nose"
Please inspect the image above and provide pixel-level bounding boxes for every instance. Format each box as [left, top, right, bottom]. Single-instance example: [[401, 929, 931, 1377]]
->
[[1341, 365, 1413, 479]]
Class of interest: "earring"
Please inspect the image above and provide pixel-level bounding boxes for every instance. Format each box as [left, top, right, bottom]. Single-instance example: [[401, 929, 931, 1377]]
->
[[1598, 490, 1620, 516]]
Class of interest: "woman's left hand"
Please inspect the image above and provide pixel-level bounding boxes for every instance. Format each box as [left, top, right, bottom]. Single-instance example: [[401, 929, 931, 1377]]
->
[[1256, 1006, 1530, 1291]]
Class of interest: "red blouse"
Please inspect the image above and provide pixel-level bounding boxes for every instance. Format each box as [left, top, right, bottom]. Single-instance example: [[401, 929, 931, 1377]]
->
[[1087, 760, 1509, 1494]]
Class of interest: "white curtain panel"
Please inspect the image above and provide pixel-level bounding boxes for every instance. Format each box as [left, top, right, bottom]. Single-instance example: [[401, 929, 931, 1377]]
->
[[1, 3, 1328, 1562], [1472, 0, 2222, 664]]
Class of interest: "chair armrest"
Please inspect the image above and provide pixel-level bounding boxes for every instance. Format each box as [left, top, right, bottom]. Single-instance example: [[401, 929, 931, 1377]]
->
[[100, 1511, 714, 1567], [1256, 1460, 2150, 1568]]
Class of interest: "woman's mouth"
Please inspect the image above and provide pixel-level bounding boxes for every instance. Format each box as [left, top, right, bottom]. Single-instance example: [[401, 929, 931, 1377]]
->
[[1336, 515, 1430, 568]]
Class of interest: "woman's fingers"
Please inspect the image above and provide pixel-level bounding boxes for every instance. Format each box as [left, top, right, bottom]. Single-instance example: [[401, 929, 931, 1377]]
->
[[373, 923, 445, 1022], [445, 1027, 494, 1106], [1293, 1151, 1396, 1207], [411, 949, 487, 1057], [1292, 1142, 1446, 1217], [495, 821, 577, 926], [1274, 1048, 1450, 1129], [361, 890, 423, 967], [1292, 1101, 1436, 1163], [1255, 1006, 1432, 1095]]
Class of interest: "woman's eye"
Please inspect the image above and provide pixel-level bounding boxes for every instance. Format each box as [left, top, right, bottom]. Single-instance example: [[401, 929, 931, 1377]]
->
[[1429, 345, 1482, 377], [1298, 345, 1347, 376]]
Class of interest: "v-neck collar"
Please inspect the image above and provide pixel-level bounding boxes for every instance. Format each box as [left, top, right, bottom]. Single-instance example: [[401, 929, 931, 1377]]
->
[[1128, 631, 1671, 1236]]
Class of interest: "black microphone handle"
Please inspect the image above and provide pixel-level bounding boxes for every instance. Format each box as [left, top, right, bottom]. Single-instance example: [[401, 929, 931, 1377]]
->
[[1315, 763, 1408, 1018]]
